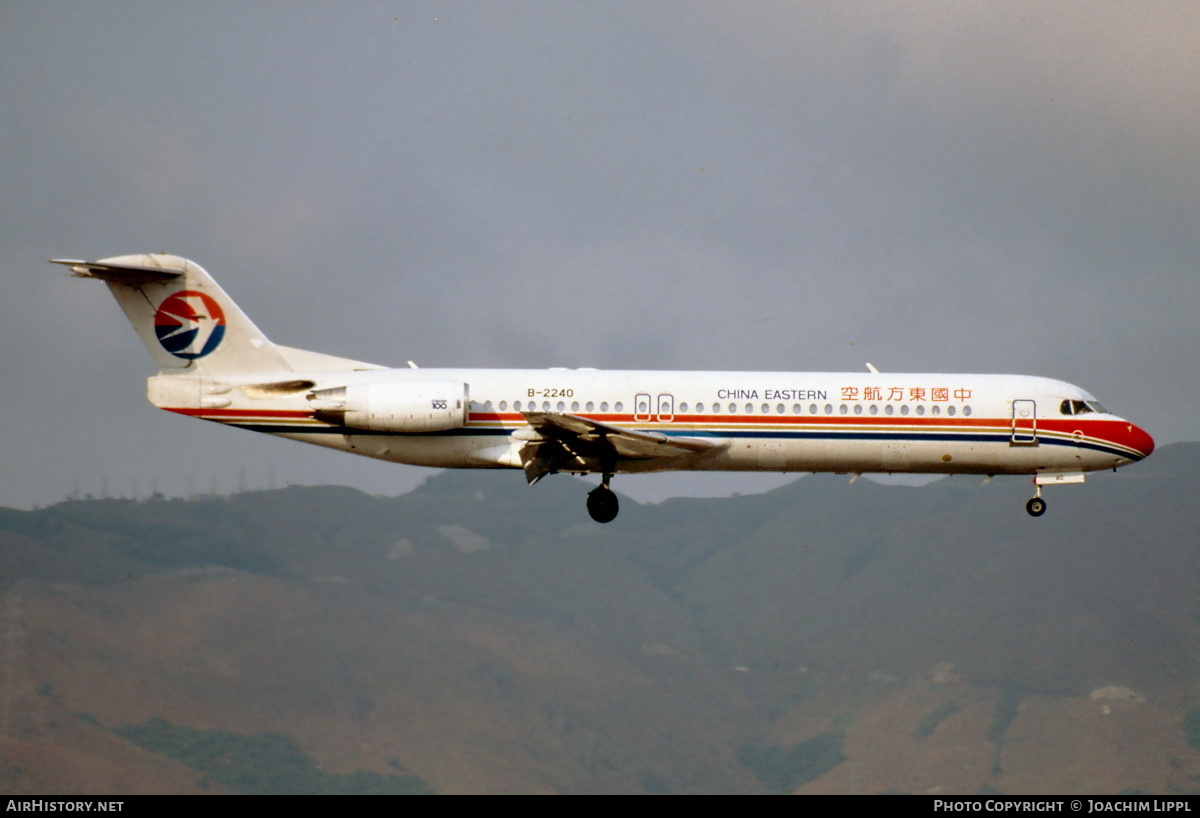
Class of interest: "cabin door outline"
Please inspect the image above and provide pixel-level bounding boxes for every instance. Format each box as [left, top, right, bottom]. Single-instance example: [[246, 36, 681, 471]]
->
[[1011, 399, 1038, 444]]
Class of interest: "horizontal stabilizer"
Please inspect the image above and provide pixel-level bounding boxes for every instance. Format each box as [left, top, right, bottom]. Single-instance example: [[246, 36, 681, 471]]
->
[[50, 258, 184, 285]]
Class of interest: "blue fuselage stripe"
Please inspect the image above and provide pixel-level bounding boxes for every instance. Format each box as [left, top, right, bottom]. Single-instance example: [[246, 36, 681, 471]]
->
[[224, 422, 1143, 462]]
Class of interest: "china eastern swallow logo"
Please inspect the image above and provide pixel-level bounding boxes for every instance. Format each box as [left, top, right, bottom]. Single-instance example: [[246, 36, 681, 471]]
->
[[154, 290, 226, 359]]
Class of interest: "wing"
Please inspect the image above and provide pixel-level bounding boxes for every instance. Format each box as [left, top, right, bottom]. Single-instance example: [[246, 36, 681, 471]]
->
[[518, 411, 725, 485]]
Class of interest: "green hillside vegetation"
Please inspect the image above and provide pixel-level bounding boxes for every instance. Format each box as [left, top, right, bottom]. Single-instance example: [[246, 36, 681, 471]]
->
[[1185, 709, 1200, 755], [114, 719, 432, 795], [738, 733, 847, 793]]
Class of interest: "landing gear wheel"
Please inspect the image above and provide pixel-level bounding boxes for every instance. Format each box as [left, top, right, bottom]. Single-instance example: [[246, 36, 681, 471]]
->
[[587, 486, 619, 523], [1025, 497, 1047, 517]]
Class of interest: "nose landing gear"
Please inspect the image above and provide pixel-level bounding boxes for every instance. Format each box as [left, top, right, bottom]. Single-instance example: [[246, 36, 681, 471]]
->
[[1026, 472, 1085, 517]]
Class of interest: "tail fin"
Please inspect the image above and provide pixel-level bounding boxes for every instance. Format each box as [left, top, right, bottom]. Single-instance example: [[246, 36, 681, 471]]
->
[[52, 254, 293, 376]]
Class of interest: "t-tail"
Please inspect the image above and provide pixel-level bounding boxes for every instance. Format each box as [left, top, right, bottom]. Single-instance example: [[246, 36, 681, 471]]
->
[[51, 254, 293, 376]]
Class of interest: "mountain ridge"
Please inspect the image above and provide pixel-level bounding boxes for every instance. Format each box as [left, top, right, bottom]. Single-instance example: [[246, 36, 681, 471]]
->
[[1, 444, 1195, 793]]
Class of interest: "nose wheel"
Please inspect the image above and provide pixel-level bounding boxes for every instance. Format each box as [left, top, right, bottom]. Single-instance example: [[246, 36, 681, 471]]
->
[[1025, 479, 1048, 517], [587, 475, 619, 523]]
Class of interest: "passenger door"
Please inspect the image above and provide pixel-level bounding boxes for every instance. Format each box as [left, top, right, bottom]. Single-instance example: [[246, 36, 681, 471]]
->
[[1011, 399, 1038, 444]]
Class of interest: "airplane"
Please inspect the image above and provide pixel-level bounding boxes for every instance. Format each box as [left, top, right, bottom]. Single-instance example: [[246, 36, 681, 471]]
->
[[53, 253, 1155, 523]]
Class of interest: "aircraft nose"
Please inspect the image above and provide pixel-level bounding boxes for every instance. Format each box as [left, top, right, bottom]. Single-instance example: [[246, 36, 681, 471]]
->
[[1126, 422, 1155, 460]]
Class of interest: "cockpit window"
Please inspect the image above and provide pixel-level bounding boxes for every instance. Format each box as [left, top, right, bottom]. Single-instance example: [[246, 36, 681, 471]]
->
[[1085, 400, 1106, 414], [1060, 399, 1093, 415]]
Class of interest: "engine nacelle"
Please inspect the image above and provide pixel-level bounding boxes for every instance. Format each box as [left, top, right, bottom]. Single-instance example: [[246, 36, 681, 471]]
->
[[308, 381, 468, 433]]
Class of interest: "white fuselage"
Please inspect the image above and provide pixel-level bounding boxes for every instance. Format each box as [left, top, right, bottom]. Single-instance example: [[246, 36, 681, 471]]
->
[[150, 367, 1154, 478]]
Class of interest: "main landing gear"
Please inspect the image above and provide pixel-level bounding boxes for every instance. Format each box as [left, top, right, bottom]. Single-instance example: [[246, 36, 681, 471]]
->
[[586, 474, 619, 523]]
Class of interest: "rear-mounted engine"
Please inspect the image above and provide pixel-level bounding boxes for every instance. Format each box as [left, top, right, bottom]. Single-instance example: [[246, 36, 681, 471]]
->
[[308, 381, 468, 433]]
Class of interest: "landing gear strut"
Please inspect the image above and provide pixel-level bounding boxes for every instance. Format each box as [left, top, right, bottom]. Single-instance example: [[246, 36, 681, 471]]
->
[[1025, 480, 1047, 517], [587, 474, 619, 523], [1025, 472, 1084, 517]]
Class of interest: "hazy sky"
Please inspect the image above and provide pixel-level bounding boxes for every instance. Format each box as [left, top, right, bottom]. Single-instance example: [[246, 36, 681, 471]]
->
[[3, 2, 1196, 508]]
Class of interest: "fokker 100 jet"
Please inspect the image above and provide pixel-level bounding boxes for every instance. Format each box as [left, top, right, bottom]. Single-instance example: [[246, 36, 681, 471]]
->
[[55, 254, 1155, 523]]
